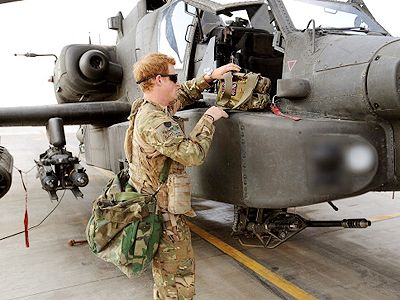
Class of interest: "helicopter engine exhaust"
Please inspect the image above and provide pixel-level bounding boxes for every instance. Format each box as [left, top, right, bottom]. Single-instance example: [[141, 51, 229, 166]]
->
[[0, 146, 13, 199], [36, 117, 88, 200]]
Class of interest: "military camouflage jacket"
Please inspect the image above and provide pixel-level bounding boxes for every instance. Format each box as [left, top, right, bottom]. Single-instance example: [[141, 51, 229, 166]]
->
[[124, 76, 215, 212]]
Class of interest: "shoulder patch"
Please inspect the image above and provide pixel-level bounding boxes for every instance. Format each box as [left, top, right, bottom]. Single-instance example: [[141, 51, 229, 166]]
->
[[155, 121, 184, 143]]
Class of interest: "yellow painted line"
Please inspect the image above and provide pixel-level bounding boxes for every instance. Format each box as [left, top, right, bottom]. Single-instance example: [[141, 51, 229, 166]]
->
[[369, 212, 400, 223], [187, 221, 316, 300]]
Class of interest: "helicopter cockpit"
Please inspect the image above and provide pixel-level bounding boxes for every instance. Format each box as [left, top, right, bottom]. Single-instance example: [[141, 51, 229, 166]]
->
[[192, 3, 284, 95]]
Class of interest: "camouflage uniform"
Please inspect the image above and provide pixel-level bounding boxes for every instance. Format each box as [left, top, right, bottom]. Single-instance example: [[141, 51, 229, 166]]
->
[[124, 76, 215, 299]]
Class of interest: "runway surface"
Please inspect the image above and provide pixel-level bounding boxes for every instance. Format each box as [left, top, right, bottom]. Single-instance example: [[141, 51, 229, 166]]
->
[[1, 127, 400, 300]]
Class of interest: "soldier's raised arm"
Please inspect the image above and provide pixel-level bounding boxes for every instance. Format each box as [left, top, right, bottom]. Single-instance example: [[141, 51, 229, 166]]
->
[[174, 63, 241, 110], [138, 106, 227, 166]]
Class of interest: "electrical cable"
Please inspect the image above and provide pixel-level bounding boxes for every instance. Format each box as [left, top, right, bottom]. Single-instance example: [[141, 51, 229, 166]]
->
[[13, 164, 36, 174], [0, 190, 66, 241], [0, 165, 66, 242]]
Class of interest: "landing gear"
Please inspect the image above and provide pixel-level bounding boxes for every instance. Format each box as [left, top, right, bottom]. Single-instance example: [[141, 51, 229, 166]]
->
[[232, 206, 371, 249]]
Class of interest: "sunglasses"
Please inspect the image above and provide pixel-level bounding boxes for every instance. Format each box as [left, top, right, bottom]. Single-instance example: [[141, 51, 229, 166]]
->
[[159, 74, 178, 83], [136, 73, 178, 84]]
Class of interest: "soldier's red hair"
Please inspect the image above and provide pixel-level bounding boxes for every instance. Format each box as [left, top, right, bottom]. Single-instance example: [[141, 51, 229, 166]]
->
[[133, 53, 176, 92]]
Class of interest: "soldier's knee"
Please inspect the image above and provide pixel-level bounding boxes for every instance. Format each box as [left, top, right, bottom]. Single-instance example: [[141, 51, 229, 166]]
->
[[153, 285, 179, 300], [176, 275, 195, 299], [176, 286, 195, 299]]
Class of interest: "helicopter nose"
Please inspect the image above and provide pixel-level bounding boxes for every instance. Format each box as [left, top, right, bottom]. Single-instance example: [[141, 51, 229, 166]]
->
[[366, 41, 400, 117]]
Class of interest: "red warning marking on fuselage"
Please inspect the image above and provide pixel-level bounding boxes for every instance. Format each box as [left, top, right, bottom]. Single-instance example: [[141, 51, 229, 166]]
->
[[287, 60, 297, 71]]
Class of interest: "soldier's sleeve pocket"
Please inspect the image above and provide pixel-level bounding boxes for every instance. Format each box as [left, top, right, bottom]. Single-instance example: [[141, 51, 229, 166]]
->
[[198, 125, 212, 137]]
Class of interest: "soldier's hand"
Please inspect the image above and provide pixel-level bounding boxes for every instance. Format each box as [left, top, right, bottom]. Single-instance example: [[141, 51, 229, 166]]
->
[[204, 63, 241, 82], [204, 106, 229, 122], [211, 63, 241, 80]]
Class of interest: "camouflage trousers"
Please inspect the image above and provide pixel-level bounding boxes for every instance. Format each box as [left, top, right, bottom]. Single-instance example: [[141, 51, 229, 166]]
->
[[152, 215, 195, 300]]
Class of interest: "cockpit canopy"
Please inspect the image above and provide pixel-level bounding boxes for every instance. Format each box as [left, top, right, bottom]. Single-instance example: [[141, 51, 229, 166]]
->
[[283, 0, 387, 35]]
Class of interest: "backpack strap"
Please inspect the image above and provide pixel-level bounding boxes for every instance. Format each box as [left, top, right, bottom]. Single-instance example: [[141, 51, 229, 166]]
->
[[124, 99, 145, 163], [159, 157, 172, 184], [232, 72, 259, 110], [152, 157, 173, 196]]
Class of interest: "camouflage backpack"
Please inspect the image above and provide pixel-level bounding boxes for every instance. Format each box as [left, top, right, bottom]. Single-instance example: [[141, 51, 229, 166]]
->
[[86, 169, 162, 278], [216, 72, 271, 111]]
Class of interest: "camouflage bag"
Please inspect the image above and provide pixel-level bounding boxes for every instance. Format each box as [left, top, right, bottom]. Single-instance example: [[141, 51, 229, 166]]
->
[[216, 72, 271, 111], [86, 169, 162, 277]]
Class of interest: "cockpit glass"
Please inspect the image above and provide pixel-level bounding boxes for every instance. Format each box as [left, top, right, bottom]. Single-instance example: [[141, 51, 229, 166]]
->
[[220, 10, 250, 26], [282, 0, 387, 34], [200, 0, 261, 4]]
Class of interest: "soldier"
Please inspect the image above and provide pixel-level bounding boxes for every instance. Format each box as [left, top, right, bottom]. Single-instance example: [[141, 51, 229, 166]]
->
[[124, 52, 240, 299]]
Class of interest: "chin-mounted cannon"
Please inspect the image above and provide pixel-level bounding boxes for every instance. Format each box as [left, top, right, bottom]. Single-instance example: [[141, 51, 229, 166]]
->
[[233, 207, 371, 249], [36, 118, 88, 200]]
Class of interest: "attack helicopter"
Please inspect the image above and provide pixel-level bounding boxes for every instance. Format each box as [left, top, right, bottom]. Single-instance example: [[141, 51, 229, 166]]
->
[[0, 0, 399, 247]]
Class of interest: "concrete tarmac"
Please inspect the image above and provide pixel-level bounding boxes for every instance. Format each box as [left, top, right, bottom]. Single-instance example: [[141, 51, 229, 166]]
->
[[1, 127, 400, 299]]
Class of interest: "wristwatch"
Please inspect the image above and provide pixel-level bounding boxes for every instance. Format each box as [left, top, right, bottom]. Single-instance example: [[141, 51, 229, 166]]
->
[[203, 67, 215, 83]]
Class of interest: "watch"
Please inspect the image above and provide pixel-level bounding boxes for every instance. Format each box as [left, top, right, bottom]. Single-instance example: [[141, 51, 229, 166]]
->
[[204, 67, 215, 82]]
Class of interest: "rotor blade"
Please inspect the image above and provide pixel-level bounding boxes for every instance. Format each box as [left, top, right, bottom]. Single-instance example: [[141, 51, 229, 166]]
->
[[0, 0, 22, 4], [0, 101, 131, 126]]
